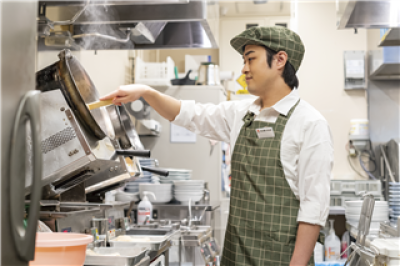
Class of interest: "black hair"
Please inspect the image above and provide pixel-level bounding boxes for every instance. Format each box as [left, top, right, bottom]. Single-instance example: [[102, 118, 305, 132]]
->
[[263, 46, 299, 90]]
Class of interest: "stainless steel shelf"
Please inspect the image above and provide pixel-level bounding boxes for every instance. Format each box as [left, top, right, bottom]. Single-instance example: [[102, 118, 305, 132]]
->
[[379, 28, 400, 47], [369, 50, 400, 81], [370, 63, 400, 80]]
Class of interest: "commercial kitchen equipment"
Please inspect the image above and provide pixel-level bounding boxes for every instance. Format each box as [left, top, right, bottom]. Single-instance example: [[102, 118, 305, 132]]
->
[[34, 49, 158, 201], [36, 0, 219, 51], [1, 1, 43, 265], [337, 1, 400, 29], [126, 201, 221, 266], [380, 139, 400, 201]]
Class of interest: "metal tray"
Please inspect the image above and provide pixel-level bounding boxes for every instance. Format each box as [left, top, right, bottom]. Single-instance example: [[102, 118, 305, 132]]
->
[[84, 246, 147, 266], [109, 230, 179, 251]]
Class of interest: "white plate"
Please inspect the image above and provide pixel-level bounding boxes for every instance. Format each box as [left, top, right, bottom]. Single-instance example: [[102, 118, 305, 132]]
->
[[345, 213, 389, 221], [164, 176, 191, 181], [174, 180, 205, 186], [139, 183, 172, 189], [389, 182, 400, 186], [345, 206, 389, 213], [345, 201, 388, 207]]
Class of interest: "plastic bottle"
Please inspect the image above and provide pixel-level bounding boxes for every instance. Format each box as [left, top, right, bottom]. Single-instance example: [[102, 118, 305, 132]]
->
[[324, 219, 341, 261], [137, 191, 156, 225], [341, 231, 350, 259]]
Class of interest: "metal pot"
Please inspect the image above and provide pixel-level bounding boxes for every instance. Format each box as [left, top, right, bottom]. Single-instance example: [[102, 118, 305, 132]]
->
[[36, 49, 115, 140], [195, 62, 221, 86]]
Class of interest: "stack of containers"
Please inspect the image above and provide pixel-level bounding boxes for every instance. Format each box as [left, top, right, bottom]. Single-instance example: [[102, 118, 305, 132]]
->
[[389, 182, 400, 224], [139, 183, 173, 204], [124, 159, 157, 193], [345, 200, 389, 233], [173, 180, 205, 203], [159, 169, 192, 184], [329, 180, 383, 207]]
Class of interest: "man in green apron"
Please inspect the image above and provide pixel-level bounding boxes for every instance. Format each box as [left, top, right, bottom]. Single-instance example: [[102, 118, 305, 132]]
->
[[101, 26, 333, 266]]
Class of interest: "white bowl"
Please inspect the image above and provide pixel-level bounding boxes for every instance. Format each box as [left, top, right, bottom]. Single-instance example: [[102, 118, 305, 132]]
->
[[139, 194, 173, 203], [174, 185, 204, 191], [139, 183, 172, 189], [115, 191, 139, 202], [174, 194, 203, 202], [174, 191, 203, 196], [174, 180, 205, 186]]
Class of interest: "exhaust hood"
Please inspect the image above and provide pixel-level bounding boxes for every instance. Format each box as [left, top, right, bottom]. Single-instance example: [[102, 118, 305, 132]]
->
[[337, 0, 400, 29], [37, 0, 219, 51]]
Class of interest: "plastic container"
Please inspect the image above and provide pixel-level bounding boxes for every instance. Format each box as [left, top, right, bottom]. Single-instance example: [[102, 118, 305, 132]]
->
[[341, 231, 350, 259], [355, 181, 381, 196], [137, 191, 156, 225], [325, 220, 341, 261], [370, 238, 400, 266], [330, 181, 341, 196], [30, 233, 93, 266], [349, 119, 369, 141], [134, 56, 175, 86]]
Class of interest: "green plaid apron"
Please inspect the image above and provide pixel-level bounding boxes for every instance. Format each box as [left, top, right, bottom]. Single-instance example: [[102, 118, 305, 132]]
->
[[221, 101, 315, 266]]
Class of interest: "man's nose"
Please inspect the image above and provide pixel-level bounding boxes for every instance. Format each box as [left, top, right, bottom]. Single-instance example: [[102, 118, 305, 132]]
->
[[242, 63, 249, 74]]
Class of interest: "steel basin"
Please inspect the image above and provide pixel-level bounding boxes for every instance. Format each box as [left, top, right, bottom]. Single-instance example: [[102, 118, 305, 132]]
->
[[125, 229, 172, 236]]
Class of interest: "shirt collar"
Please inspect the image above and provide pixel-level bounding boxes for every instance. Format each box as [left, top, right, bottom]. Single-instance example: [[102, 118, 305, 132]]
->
[[248, 89, 300, 116]]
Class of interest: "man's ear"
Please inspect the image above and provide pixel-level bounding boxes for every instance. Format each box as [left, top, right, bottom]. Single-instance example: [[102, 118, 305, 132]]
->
[[275, 51, 288, 71]]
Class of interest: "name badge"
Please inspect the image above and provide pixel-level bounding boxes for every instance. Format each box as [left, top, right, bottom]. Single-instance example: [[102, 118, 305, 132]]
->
[[255, 127, 275, 139]]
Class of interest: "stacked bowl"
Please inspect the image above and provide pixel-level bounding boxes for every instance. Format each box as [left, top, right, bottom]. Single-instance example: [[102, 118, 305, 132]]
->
[[389, 182, 400, 223], [173, 180, 205, 203], [345, 200, 389, 231], [139, 183, 173, 204], [159, 169, 192, 184], [124, 158, 157, 193]]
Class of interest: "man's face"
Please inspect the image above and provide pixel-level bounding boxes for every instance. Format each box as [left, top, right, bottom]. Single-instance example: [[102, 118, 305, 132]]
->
[[242, 45, 277, 96]]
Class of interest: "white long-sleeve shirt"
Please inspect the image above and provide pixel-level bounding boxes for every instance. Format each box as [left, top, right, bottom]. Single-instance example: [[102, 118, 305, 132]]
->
[[172, 89, 333, 227]]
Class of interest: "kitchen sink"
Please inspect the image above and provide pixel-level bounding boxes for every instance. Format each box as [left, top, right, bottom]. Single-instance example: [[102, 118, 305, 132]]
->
[[125, 229, 172, 236]]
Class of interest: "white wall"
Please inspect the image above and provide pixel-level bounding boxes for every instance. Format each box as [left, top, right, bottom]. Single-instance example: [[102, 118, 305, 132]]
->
[[296, 2, 368, 180], [79, 50, 131, 97]]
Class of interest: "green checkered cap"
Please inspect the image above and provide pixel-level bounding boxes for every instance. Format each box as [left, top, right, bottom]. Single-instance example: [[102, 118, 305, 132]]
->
[[230, 26, 305, 72]]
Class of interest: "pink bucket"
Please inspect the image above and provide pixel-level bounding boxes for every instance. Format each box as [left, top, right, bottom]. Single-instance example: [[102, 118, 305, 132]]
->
[[30, 233, 93, 266]]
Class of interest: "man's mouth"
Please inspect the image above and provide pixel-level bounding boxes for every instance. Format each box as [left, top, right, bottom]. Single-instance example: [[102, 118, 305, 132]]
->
[[246, 77, 252, 82]]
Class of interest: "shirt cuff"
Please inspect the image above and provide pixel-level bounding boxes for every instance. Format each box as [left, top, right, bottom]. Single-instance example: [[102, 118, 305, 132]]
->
[[297, 201, 327, 227], [172, 100, 195, 127]]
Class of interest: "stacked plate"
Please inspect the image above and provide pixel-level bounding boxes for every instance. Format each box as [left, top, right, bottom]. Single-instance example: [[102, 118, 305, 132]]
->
[[173, 180, 205, 203], [389, 182, 400, 223], [345, 201, 389, 230], [139, 184, 173, 204], [159, 169, 192, 184], [125, 159, 158, 193]]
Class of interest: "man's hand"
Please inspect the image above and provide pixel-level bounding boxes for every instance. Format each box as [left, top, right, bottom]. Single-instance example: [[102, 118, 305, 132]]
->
[[290, 222, 321, 266], [100, 84, 152, 106], [101, 83, 181, 121]]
